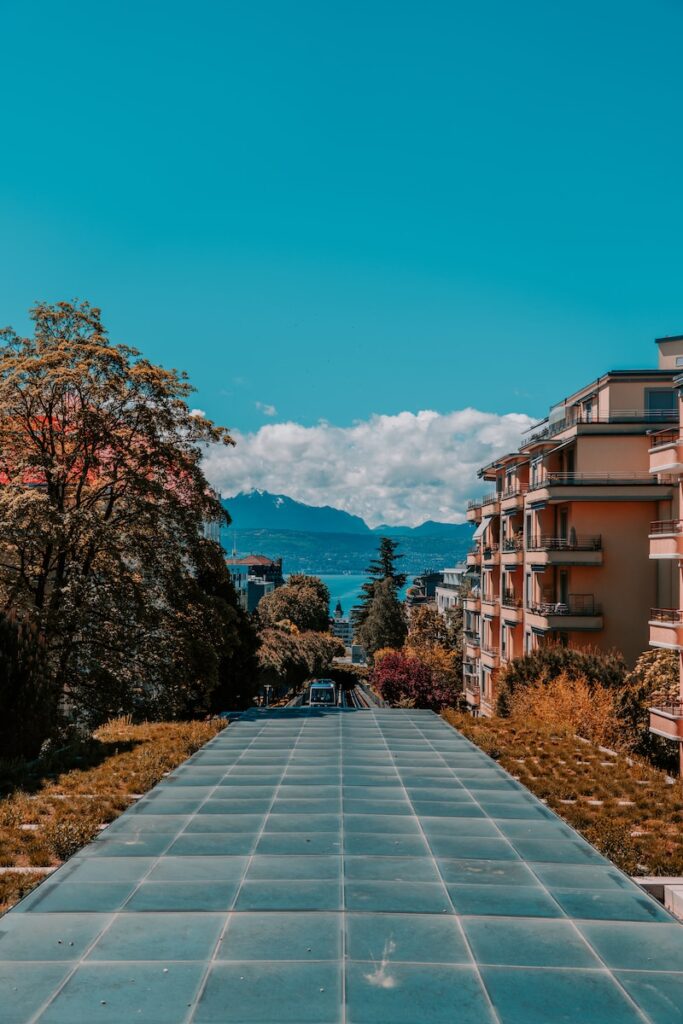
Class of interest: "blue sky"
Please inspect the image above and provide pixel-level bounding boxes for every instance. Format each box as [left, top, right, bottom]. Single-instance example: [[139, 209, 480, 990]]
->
[[2, 1, 682, 521]]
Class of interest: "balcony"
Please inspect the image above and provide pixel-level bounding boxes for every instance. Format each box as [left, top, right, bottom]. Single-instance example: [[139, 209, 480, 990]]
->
[[464, 631, 481, 658], [649, 430, 683, 475], [482, 542, 500, 566], [466, 544, 482, 567], [501, 536, 524, 565], [526, 471, 666, 504], [500, 487, 526, 512], [463, 593, 481, 613], [480, 644, 500, 668], [649, 608, 683, 651], [649, 704, 683, 744], [526, 534, 603, 566], [526, 594, 603, 632], [501, 590, 523, 623], [649, 520, 683, 560], [480, 594, 499, 617], [466, 499, 483, 523], [525, 408, 678, 446], [480, 491, 501, 514], [463, 683, 481, 708]]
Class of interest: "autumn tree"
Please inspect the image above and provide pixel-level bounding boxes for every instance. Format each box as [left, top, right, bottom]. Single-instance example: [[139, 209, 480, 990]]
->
[[257, 623, 343, 692], [257, 574, 330, 633], [0, 300, 234, 735]]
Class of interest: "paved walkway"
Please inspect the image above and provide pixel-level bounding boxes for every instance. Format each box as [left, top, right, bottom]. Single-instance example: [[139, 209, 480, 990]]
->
[[1, 708, 683, 1023]]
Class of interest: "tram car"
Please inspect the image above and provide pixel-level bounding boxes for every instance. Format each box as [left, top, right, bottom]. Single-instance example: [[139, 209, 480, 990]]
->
[[308, 679, 338, 706]]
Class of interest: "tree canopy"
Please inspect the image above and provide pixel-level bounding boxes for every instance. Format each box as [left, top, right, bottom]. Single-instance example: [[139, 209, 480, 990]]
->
[[352, 536, 406, 635], [257, 574, 330, 633], [0, 300, 244, 745]]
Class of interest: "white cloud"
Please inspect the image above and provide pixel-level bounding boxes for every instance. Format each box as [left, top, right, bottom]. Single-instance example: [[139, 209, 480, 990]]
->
[[202, 408, 535, 527], [255, 401, 278, 417]]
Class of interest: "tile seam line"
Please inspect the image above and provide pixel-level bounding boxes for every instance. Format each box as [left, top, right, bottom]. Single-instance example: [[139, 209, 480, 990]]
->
[[375, 712, 505, 1024], [186, 713, 310, 1024], [25, 719, 266, 1024], [431, 716, 655, 1024]]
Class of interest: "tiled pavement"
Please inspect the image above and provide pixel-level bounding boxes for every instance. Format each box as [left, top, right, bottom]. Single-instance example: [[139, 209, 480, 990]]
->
[[1, 708, 683, 1023]]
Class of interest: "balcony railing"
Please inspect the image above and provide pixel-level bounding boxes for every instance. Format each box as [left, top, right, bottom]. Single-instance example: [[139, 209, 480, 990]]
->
[[481, 643, 500, 656], [481, 491, 500, 507], [501, 486, 526, 500], [503, 536, 524, 552], [650, 703, 683, 718], [529, 594, 600, 616], [650, 520, 683, 535], [482, 543, 500, 559], [463, 630, 481, 643], [467, 498, 483, 510], [649, 429, 681, 450], [650, 608, 683, 624], [527, 534, 602, 551], [502, 591, 523, 608], [481, 594, 499, 605], [525, 408, 678, 445], [529, 471, 656, 490]]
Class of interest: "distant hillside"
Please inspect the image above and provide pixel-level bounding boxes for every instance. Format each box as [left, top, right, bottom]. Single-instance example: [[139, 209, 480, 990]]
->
[[223, 490, 469, 539], [223, 491, 369, 534], [218, 526, 473, 575]]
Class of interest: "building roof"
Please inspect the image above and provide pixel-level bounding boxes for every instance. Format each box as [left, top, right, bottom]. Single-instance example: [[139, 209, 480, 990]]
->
[[225, 554, 279, 566]]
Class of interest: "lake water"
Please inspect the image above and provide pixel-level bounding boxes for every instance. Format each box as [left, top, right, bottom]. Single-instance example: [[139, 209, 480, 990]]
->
[[318, 573, 413, 614]]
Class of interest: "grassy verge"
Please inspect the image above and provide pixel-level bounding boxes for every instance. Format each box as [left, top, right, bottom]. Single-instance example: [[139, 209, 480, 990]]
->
[[0, 717, 224, 913], [442, 710, 683, 876]]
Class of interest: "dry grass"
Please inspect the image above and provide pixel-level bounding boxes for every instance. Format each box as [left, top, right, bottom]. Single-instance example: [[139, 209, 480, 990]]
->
[[0, 717, 224, 913], [443, 709, 683, 876]]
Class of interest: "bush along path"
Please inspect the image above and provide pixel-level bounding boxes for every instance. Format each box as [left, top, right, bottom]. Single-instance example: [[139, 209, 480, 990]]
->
[[443, 711, 683, 876], [0, 718, 224, 912]]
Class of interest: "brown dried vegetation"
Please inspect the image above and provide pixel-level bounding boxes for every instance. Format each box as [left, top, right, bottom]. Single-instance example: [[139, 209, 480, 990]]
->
[[443, 709, 683, 876], [0, 717, 223, 912]]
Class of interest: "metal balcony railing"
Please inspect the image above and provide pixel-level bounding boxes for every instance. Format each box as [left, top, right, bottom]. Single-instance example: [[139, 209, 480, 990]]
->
[[529, 594, 600, 616], [501, 486, 526, 500], [649, 429, 681, 450], [502, 591, 523, 608], [482, 543, 500, 559], [529, 471, 656, 490], [503, 536, 524, 552], [481, 643, 500, 656], [481, 491, 500, 507], [650, 703, 683, 718], [467, 498, 483, 510], [650, 520, 683, 535], [650, 608, 683, 623], [525, 408, 678, 445], [527, 534, 602, 551]]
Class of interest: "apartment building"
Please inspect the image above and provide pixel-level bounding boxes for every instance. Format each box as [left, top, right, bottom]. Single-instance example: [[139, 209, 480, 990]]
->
[[464, 337, 682, 717], [645, 336, 683, 773]]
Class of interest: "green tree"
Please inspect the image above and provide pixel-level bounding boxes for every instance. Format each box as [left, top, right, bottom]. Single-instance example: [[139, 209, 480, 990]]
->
[[617, 648, 680, 770], [357, 577, 407, 659], [0, 300, 234, 732], [257, 624, 343, 692], [352, 537, 407, 634], [257, 574, 330, 632]]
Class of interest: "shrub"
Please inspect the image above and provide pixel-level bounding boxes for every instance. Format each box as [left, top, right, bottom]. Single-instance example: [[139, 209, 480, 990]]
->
[[496, 644, 627, 715], [508, 673, 625, 748]]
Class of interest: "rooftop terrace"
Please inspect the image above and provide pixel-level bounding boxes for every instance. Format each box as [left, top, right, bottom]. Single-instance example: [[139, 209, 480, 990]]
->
[[1, 708, 682, 1024]]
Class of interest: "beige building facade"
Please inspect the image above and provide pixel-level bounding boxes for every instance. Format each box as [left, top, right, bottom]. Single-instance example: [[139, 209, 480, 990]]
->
[[464, 339, 682, 717]]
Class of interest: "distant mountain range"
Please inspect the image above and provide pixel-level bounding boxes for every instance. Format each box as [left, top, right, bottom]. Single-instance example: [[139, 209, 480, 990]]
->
[[222, 490, 469, 538], [220, 491, 473, 574]]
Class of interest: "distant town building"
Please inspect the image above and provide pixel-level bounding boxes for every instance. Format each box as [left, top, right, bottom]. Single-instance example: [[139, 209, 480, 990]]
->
[[405, 570, 444, 610], [434, 563, 472, 614], [331, 600, 355, 646], [225, 553, 284, 612]]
